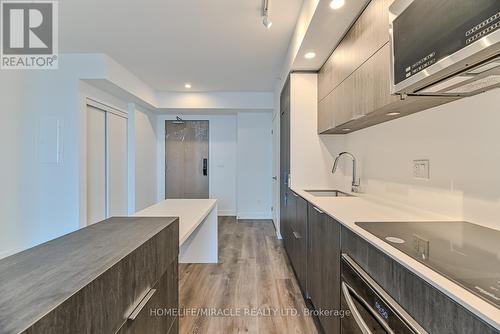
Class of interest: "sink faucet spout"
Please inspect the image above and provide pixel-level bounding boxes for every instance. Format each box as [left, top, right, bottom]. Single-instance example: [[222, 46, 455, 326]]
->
[[332, 152, 361, 193]]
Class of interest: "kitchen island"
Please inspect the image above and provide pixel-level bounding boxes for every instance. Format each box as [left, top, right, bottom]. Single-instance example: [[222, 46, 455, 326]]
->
[[0, 217, 179, 334], [135, 199, 218, 264]]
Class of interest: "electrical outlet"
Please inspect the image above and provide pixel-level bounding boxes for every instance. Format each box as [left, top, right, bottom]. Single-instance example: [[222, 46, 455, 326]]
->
[[413, 159, 430, 179]]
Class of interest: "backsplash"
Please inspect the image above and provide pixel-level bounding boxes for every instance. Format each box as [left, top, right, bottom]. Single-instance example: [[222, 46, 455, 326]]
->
[[323, 88, 500, 231]]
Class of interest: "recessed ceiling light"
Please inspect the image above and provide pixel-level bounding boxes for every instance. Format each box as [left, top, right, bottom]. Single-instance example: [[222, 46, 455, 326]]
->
[[304, 52, 316, 59], [330, 0, 345, 9], [386, 112, 401, 116], [342, 128, 351, 132], [184, 83, 192, 89]]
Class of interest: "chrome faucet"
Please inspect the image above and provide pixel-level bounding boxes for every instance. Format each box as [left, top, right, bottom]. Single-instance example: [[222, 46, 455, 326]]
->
[[332, 152, 361, 193]]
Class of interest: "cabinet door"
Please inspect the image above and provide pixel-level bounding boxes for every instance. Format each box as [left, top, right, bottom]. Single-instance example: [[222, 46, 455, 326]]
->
[[292, 194, 308, 296], [117, 259, 178, 334], [318, 0, 391, 101], [284, 189, 296, 261], [308, 204, 341, 334], [279, 77, 290, 239]]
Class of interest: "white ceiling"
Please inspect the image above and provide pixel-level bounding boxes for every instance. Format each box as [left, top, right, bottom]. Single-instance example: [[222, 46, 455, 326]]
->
[[293, 0, 369, 71], [60, 0, 303, 92]]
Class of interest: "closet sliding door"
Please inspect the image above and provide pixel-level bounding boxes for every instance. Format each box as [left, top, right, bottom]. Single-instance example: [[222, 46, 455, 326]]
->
[[107, 112, 128, 217], [87, 106, 107, 225], [86, 101, 128, 226]]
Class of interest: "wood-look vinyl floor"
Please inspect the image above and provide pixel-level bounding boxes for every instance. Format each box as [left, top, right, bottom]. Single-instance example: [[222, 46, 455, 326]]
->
[[179, 217, 319, 334]]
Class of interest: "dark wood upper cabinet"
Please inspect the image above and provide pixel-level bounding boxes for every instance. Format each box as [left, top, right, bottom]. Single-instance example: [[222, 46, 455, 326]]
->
[[307, 204, 341, 334], [318, 0, 459, 134]]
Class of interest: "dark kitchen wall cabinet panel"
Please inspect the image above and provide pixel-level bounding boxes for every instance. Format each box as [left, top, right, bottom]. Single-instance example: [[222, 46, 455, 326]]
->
[[317, 0, 459, 134], [279, 77, 308, 298], [280, 77, 291, 240], [307, 204, 341, 334], [318, 0, 392, 101]]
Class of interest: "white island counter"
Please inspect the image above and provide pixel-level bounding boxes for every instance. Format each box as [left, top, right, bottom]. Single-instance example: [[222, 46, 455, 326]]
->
[[134, 199, 218, 264]]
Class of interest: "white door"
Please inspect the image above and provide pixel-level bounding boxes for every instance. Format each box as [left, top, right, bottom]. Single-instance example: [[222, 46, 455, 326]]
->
[[86, 104, 128, 225], [87, 106, 106, 225], [107, 112, 128, 216]]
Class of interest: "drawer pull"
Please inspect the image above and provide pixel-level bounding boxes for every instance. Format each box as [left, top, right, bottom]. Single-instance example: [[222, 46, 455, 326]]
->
[[128, 289, 157, 321], [313, 206, 324, 214]]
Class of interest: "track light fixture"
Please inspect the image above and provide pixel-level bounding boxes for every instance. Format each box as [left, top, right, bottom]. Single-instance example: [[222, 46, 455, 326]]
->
[[262, 0, 272, 29]]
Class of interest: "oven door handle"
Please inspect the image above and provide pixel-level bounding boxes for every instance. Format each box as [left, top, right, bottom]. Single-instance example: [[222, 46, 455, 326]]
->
[[342, 282, 396, 334], [342, 282, 374, 334]]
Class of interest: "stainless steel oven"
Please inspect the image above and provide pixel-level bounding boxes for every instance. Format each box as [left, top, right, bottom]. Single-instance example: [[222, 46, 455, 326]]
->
[[341, 254, 428, 334]]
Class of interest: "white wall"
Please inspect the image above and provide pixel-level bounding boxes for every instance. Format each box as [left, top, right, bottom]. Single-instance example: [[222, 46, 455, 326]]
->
[[281, 85, 500, 231], [157, 113, 238, 216], [134, 107, 159, 211], [157, 111, 273, 219], [289, 73, 345, 189], [0, 54, 161, 259], [156, 92, 273, 110], [327, 89, 500, 230], [287, 77, 500, 231], [236, 111, 273, 219], [0, 56, 94, 259], [272, 0, 321, 233]]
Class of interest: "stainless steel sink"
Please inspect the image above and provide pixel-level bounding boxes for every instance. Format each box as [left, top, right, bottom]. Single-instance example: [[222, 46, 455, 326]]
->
[[305, 190, 353, 197]]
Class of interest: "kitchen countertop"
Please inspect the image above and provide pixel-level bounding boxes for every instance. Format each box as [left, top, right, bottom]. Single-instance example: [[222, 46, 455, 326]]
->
[[134, 199, 217, 245], [291, 187, 500, 330], [0, 216, 178, 334]]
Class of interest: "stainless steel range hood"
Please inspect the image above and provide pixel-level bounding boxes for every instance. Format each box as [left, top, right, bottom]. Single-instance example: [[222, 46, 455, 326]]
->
[[389, 0, 500, 97]]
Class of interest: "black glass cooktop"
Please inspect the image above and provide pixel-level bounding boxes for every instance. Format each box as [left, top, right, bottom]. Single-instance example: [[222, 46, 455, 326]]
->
[[355, 221, 500, 309]]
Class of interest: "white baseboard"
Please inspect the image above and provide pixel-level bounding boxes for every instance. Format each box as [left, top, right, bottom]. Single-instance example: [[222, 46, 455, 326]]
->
[[236, 212, 273, 220], [218, 209, 236, 216]]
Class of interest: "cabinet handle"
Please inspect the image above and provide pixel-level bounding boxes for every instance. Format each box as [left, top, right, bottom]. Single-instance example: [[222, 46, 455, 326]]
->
[[128, 288, 157, 321], [313, 206, 324, 214], [293, 231, 301, 239], [342, 282, 395, 334], [342, 283, 374, 334]]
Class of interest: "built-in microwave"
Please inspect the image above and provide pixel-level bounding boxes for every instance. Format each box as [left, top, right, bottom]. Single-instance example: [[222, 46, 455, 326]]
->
[[390, 0, 500, 97]]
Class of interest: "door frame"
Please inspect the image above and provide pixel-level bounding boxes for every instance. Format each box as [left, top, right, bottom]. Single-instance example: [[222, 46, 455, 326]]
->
[[164, 119, 210, 199]]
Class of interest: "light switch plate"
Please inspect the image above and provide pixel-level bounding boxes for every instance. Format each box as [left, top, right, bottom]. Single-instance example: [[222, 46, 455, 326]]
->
[[413, 159, 430, 179]]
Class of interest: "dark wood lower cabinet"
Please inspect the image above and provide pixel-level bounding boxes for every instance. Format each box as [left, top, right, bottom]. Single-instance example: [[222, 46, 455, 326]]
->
[[342, 227, 500, 334], [283, 192, 308, 297], [1, 217, 180, 334], [117, 258, 179, 334], [292, 194, 308, 296], [307, 203, 341, 334]]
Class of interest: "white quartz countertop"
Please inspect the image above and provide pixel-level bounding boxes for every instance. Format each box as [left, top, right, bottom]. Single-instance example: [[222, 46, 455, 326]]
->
[[134, 199, 217, 245], [291, 187, 500, 330]]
